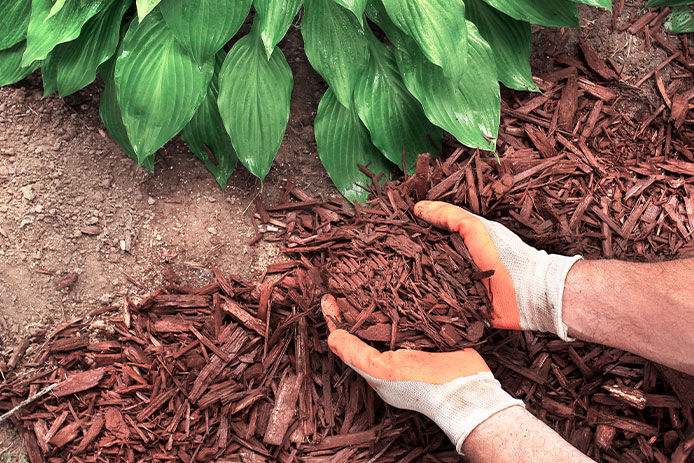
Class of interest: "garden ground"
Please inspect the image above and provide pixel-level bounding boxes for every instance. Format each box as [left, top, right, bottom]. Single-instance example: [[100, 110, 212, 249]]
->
[[0, 3, 684, 457]]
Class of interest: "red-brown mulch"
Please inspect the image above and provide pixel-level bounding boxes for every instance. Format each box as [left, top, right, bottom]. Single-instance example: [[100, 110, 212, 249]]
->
[[279, 155, 495, 353], [2, 16, 694, 463]]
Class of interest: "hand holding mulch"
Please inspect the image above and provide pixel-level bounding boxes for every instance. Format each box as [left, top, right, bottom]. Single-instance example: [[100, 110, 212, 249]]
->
[[321, 294, 523, 454], [323, 289, 598, 462], [414, 201, 581, 340]]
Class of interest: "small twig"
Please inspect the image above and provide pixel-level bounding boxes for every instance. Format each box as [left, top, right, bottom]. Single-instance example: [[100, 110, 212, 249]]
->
[[242, 188, 261, 216], [0, 383, 56, 425]]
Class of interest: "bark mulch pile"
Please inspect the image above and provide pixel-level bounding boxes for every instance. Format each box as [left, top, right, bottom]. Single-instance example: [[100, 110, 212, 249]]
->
[[2, 22, 694, 463], [277, 154, 495, 353]]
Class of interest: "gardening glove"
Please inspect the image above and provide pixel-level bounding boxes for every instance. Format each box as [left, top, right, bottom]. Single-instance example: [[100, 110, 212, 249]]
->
[[321, 294, 524, 454], [414, 200, 581, 341]]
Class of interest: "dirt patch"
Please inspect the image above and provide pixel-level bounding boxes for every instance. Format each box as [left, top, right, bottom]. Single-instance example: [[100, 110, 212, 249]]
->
[[531, 4, 669, 120], [0, 25, 332, 342]]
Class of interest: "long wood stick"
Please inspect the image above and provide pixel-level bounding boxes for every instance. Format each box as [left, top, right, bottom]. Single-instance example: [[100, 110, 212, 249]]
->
[[0, 383, 56, 425]]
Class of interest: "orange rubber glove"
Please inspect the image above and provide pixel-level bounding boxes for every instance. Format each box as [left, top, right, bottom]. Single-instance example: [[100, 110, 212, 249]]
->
[[414, 201, 581, 340], [322, 295, 523, 453]]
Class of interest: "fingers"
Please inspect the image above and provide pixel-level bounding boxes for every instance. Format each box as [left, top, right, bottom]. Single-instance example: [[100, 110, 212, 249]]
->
[[414, 200, 521, 330], [414, 201, 498, 268]]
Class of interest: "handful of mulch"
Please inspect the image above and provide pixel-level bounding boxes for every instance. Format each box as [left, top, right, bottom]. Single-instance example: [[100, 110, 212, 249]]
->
[[280, 153, 495, 352]]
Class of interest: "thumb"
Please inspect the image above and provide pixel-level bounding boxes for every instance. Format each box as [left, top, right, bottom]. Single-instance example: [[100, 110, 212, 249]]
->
[[322, 294, 388, 380], [327, 329, 386, 379], [321, 294, 341, 333], [414, 200, 474, 234]]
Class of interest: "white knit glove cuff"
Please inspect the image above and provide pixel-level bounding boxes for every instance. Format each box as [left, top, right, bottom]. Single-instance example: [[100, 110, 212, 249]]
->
[[519, 252, 582, 341], [358, 370, 524, 454], [479, 215, 581, 341]]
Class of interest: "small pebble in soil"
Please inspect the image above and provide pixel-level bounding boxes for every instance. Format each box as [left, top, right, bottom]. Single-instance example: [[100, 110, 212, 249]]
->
[[20, 185, 35, 201], [147, 196, 155, 205]]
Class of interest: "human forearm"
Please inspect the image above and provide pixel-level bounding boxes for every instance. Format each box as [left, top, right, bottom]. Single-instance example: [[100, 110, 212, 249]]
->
[[463, 405, 594, 463], [563, 258, 694, 374]]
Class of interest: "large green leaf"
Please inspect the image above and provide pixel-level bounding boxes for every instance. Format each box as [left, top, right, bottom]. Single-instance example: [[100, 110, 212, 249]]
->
[[181, 51, 238, 189], [380, 0, 467, 83], [315, 89, 392, 202], [331, 0, 368, 24], [50, 0, 131, 97], [303, 0, 369, 108], [354, 32, 441, 169], [573, 0, 612, 9], [395, 21, 499, 152], [466, 0, 537, 92], [254, 0, 303, 59], [666, 5, 694, 33], [647, 0, 691, 6], [136, 0, 162, 22], [45, 0, 68, 20], [0, 0, 31, 50], [41, 53, 59, 96], [0, 41, 39, 86], [22, 0, 112, 66], [160, 0, 252, 64], [479, 0, 579, 27], [364, 0, 412, 50], [218, 32, 293, 180], [115, 12, 214, 162], [99, 58, 154, 170]]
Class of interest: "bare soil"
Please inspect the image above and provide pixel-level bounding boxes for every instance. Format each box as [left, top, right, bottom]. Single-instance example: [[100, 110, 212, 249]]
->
[[532, 4, 669, 118], [0, 4, 680, 457]]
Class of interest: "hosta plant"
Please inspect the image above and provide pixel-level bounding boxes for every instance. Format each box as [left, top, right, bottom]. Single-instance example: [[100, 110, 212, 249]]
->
[[0, 0, 612, 201], [646, 0, 694, 33]]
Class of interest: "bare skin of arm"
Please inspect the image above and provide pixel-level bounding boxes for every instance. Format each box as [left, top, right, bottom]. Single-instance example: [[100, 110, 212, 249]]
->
[[563, 258, 694, 375], [461, 258, 694, 462], [463, 406, 594, 463]]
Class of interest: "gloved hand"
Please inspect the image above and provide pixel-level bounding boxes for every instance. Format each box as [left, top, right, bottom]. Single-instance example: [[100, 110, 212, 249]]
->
[[414, 201, 581, 340], [322, 295, 523, 454]]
